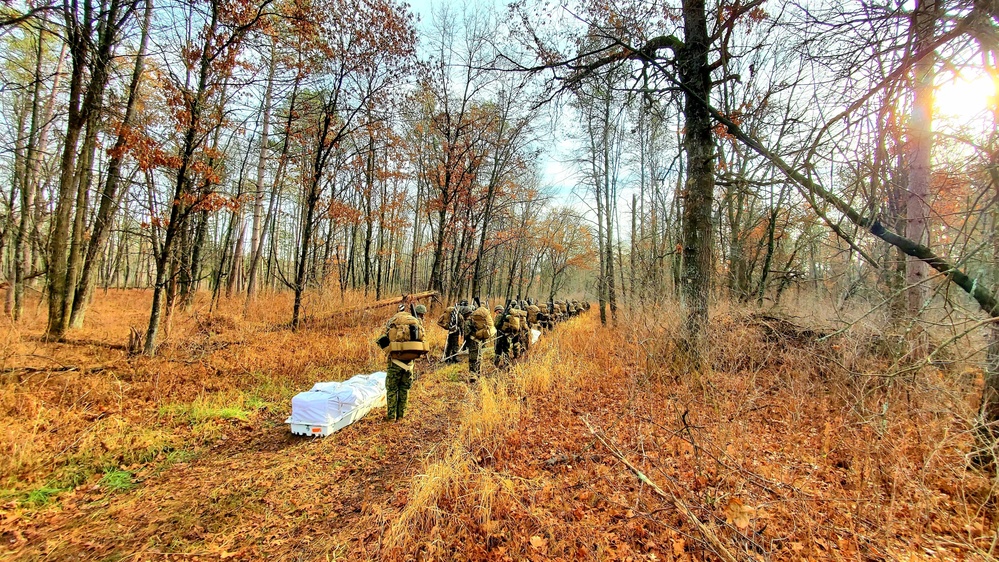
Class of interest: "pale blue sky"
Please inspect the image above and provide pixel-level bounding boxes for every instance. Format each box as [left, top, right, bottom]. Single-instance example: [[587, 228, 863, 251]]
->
[[401, 0, 595, 217]]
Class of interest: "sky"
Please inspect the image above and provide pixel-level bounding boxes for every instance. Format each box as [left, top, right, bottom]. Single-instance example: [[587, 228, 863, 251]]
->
[[403, 0, 591, 214]]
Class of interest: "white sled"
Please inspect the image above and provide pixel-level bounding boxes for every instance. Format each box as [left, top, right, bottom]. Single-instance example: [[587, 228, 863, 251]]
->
[[286, 372, 387, 437]]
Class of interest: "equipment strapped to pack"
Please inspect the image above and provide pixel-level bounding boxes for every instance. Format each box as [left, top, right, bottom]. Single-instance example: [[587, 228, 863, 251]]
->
[[469, 306, 496, 341], [383, 312, 429, 360]]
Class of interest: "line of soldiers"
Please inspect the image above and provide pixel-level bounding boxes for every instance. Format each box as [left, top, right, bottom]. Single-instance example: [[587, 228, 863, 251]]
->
[[437, 297, 591, 380]]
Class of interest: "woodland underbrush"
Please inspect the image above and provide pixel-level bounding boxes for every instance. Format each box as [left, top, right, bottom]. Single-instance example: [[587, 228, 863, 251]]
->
[[381, 302, 997, 561], [2, 290, 995, 560], [0, 287, 409, 508]]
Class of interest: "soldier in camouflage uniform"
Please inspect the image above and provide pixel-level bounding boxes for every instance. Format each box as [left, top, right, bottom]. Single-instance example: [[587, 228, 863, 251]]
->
[[507, 303, 521, 360], [493, 304, 511, 368], [519, 300, 532, 357], [462, 303, 481, 381], [437, 301, 464, 363], [381, 304, 426, 421]]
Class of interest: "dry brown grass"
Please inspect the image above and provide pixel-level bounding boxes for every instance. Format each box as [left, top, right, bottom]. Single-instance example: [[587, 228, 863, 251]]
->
[[2, 290, 995, 560], [376, 302, 997, 561], [0, 288, 402, 502]]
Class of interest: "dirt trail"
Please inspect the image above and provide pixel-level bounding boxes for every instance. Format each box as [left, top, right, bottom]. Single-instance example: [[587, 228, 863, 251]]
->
[[2, 363, 468, 561]]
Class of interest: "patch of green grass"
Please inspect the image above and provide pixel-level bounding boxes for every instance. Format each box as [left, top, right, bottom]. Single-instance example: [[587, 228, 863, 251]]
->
[[0, 483, 69, 508], [436, 363, 465, 382], [150, 449, 198, 478], [245, 376, 296, 415], [245, 395, 267, 410], [23, 485, 66, 507], [100, 469, 134, 492], [159, 394, 250, 424]]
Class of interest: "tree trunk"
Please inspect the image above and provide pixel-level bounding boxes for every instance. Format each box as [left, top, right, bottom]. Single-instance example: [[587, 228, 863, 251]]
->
[[70, 0, 152, 328], [363, 136, 375, 294], [47, 34, 88, 339], [905, 0, 937, 318], [246, 78, 297, 311], [49, 0, 135, 339], [249, 36, 276, 293], [678, 0, 716, 369]]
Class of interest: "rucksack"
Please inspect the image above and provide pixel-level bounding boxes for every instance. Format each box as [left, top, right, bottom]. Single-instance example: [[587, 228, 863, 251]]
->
[[526, 304, 540, 324], [385, 312, 428, 360], [502, 311, 521, 332], [437, 307, 454, 330], [514, 309, 529, 331], [469, 306, 496, 340]]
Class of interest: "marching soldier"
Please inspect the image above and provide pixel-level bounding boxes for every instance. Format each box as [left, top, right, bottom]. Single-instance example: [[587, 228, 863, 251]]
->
[[377, 304, 428, 422], [493, 303, 511, 368], [463, 298, 494, 381], [437, 302, 462, 363]]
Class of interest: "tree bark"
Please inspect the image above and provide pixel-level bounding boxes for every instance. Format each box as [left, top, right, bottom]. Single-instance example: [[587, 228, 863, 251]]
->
[[678, 0, 716, 369], [905, 0, 937, 318]]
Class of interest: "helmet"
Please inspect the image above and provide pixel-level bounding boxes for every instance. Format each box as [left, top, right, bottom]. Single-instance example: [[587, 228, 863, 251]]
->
[[494, 305, 503, 312], [414, 304, 427, 315]]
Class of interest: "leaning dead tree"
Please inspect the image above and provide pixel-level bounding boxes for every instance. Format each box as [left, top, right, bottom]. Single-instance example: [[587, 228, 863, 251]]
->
[[333, 290, 439, 316]]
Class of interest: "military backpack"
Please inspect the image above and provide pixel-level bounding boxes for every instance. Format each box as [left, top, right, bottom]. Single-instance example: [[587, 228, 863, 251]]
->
[[437, 306, 455, 330], [513, 309, 529, 331], [526, 304, 540, 325], [383, 312, 429, 361], [501, 311, 521, 332], [469, 306, 496, 340]]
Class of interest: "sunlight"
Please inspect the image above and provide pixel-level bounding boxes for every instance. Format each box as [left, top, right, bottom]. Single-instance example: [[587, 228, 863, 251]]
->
[[935, 68, 996, 123]]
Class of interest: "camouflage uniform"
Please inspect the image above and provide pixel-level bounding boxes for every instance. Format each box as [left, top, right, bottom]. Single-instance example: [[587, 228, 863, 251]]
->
[[463, 317, 482, 377], [493, 306, 511, 368], [385, 359, 413, 421], [508, 307, 522, 360], [438, 306, 461, 364], [519, 316, 531, 356]]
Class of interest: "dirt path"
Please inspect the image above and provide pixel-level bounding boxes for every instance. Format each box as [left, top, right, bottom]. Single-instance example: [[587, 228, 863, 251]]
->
[[2, 364, 468, 561]]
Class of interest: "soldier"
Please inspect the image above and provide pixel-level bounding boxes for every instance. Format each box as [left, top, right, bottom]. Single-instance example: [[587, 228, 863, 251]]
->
[[493, 303, 511, 368], [437, 301, 462, 363], [520, 300, 535, 356], [509, 302, 525, 360], [377, 304, 427, 422], [506, 301, 519, 360], [463, 298, 494, 382], [540, 301, 554, 331]]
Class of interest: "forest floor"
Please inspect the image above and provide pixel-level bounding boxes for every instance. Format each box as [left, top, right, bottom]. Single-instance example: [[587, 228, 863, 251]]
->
[[0, 290, 996, 561]]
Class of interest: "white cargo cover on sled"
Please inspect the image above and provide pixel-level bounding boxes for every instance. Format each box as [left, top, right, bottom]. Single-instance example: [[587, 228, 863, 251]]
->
[[286, 372, 387, 436]]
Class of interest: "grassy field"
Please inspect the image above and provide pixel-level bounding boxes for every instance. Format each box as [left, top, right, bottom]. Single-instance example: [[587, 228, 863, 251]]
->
[[0, 290, 995, 560]]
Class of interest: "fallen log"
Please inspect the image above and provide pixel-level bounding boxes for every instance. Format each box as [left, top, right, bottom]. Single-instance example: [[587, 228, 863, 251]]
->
[[336, 290, 438, 315]]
